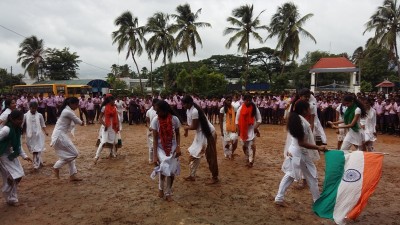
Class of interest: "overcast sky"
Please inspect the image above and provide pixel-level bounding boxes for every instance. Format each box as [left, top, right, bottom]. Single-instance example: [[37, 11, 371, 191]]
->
[[0, 0, 380, 80]]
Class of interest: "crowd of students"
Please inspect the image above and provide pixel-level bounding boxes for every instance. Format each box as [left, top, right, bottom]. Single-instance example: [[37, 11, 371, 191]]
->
[[0, 88, 395, 206]]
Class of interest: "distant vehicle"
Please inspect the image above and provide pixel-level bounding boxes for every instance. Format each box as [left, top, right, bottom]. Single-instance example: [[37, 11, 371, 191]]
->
[[12, 84, 68, 97], [67, 84, 92, 98]]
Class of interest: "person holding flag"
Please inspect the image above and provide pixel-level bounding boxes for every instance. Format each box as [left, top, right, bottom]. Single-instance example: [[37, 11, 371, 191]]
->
[[275, 100, 326, 206]]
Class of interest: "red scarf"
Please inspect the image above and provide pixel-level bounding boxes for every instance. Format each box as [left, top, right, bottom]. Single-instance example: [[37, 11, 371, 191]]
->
[[158, 114, 173, 156], [105, 104, 119, 132], [238, 104, 254, 141]]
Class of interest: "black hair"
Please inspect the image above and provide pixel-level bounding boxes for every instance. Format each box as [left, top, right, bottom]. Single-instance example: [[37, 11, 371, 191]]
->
[[8, 109, 24, 123], [182, 95, 212, 138], [223, 95, 232, 113], [298, 88, 311, 97], [243, 94, 257, 117], [152, 98, 160, 105], [155, 100, 181, 121], [29, 101, 38, 108], [343, 95, 367, 118], [100, 96, 115, 108], [4, 99, 13, 109], [287, 100, 310, 140], [58, 97, 79, 116]]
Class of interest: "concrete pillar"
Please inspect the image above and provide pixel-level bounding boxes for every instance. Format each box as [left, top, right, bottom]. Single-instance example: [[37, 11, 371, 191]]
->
[[310, 72, 316, 93]]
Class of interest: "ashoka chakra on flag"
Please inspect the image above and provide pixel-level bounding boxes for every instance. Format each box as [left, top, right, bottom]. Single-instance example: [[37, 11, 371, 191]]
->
[[313, 150, 384, 225]]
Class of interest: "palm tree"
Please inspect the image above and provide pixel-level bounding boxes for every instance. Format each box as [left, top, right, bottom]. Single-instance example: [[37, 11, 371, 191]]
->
[[364, 0, 400, 78], [16, 36, 46, 81], [267, 2, 316, 75], [146, 12, 176, 88], [171, 3, 211, 91], [112, 11, 145, 92], [223, 4, 267, 87]]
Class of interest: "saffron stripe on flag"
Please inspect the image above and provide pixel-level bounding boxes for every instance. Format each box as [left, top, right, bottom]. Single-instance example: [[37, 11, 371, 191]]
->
[[347, 152, 384, 220], [313, 150, 345, 219]]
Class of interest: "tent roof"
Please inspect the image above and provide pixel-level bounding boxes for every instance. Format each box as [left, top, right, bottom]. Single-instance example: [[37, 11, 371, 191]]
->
[[309, 57, 359, 73], [376, 80, 395, 88], [34, 79, 111, 88]]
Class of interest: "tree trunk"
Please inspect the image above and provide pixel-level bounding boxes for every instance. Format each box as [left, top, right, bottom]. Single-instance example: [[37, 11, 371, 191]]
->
[[394, 41, 400, 79], [150, 58, 153, 94], [131, 51, 143, 93], [186, 50, 193, 92], [245, 35, 250, 91]]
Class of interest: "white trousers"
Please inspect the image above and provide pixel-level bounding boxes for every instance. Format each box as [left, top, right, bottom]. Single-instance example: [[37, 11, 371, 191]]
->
[[0, 162, 19, 204], [159, 174, 173, 196], [147, 130, 153, 163], [95, 142, 116, 159], [32, 152, 43, 169], [243, 140, 255, 163], [189, 157, 201, 177], [53, 135, 78, 176], [275, 161, 320, 202], [340, 141, 361, 151]]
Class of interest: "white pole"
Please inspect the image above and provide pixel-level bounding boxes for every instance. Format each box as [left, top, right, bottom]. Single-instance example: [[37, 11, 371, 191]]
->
[[311, 72, 316, 93]]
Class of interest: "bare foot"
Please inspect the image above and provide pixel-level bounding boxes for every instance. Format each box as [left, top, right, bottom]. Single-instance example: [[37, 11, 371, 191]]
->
[[7, 201, 20, 207], [274, 200, 287, 207], [165, 195, 173, 202], [70, 174, 83, 182], [94, 157, 99, 165], [53, 168, 60, 179], [205, 177, 220, 185], [158, 190, 164, 198], [184, 176, 196, 182]]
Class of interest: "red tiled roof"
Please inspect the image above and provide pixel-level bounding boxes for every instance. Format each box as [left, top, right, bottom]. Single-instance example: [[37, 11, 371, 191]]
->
[[376, 80, 395, 88], [311, 57, 356, 69]]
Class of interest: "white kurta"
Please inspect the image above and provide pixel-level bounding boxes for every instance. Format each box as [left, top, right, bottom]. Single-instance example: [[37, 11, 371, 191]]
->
[[23, 111, 46, 153], [151, 115, 181, 176], [51, 106, 82, 162], [187, 106, 215, 158], [361, 108, 377, 142], [146, 107, 157, 149], [219, 107, 238, 142], [342, 107, 363, 146], [0, 126, 27, 179], [309, 96, 327, 144], [281, 116, 319, 180], [235, 105, 262, 142], [0, 108, 12, 129], [97, 106, 118, 145]]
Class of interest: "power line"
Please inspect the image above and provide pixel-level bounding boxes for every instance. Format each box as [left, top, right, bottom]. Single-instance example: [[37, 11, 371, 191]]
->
[[0, 24, 110, 72]]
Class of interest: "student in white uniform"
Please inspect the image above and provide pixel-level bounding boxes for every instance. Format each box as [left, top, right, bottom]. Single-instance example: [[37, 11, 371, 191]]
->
[[0, 99, 17, 128], [275, 100, 326, 206], [94, 95, 120, 164], [361, 98, 377, 151], [335, 103, 348, 149], [219, 95, 238, 160], [329, 95, 367, 151], [0, 110, 32, 206], [146, 98, 159, 164], [182, 95, 219, 185], [235, 94, 261, 168], [22, 102, 48, 170], [151, 100, 181, 202], [51, 97, 84, 181]]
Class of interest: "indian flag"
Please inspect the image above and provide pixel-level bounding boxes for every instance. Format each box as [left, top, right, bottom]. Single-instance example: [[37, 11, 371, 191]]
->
[[313, 150, 384, 225]]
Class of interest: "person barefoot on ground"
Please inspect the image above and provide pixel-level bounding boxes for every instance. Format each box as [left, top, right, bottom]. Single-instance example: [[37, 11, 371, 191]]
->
[[22, 102, 48, 170], [219, 95, 238, 160], [94, 95, 120, 164], [275, 100, 326, 206], [182, 95, 219, 185], [0, 110, 32, 206], [51, 97, 84, 181], [152, 101, 181, 202], [236, 94, 261, 168]]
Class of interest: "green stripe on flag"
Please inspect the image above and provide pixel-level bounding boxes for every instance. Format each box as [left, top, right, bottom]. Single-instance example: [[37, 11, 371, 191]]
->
[[313, 150, 345, 219]]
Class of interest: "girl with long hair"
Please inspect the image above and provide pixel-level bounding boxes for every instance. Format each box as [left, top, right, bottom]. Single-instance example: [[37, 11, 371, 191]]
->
[[329, 95, 367, 151], [219, 95, 238, 160], [275, 100, 326, 206], [0, 110, 32, 206], [360, 98, 377, 151], [182, 95, 219, 185], [94, 95, 120, 164], [236, 94, 261, 168], [152, 100, 181, 202], [51, 97, 84, 181]]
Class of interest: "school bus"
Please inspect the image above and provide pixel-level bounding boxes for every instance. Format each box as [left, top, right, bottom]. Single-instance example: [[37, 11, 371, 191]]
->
[[67, 85, 92, 98], [12, 84, 68, 97]]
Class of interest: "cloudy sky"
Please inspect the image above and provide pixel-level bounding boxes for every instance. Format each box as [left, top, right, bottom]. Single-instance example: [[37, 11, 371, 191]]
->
[[0, 0, 380, 80]]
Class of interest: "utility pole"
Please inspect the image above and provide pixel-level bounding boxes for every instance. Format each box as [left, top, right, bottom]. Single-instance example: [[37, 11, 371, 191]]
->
[[10, 66, 13, 76]]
